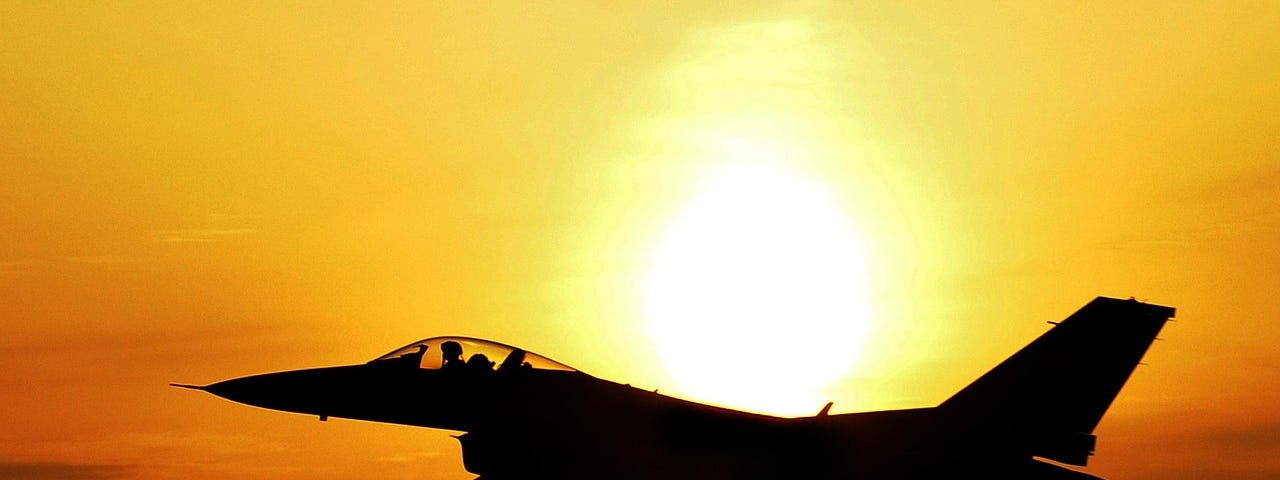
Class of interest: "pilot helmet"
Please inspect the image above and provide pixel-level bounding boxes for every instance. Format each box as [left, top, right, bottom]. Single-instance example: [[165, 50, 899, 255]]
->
[[441, 340, 463, 357]]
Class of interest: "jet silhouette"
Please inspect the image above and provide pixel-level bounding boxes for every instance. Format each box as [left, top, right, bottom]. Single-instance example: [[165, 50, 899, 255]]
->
[[174, 296, 1173, 479]]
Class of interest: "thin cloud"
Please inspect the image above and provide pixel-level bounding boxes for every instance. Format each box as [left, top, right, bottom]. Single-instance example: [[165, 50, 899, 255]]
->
[[0, 260, 43, 275], [155, 228, 257, 243], [371, 452, 448, 463], [1195, 422, 1280, 454], [0, 462, 130, 480], [65, 255, 149, 265], [1184, 164, 1280, 205], [1097, 237, 1191, 252], [1097, 166, 1280, 253], [1133, 422, 1280, 479], [1146, 467, 1280, 480], [206, 213, 257, 222], [1096, 212, 1280, 252]]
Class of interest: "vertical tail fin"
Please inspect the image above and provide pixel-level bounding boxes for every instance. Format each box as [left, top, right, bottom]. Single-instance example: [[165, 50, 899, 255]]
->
[[939, 297, 1174, 465]]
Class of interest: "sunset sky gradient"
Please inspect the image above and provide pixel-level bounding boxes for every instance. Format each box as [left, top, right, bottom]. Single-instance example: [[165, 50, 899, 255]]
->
[[2, 2, 1278, 479]]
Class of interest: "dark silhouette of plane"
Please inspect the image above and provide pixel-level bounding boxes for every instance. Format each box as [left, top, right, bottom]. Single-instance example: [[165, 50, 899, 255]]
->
[[173, 296, 1173, 479]]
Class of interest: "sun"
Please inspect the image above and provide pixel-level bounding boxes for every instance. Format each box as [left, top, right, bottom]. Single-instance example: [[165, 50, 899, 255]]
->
[[644, 149, 873, 416]]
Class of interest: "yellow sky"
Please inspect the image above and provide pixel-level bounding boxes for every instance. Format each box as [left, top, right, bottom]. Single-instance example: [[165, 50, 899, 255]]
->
[[2, 2, 1278, 479]]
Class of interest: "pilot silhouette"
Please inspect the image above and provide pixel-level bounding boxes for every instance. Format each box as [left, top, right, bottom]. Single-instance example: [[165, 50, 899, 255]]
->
[[441, 341, 465, 371], [466, 353, 495, 372], [399, 344, 428, 368], [498, 348, 527, 372]]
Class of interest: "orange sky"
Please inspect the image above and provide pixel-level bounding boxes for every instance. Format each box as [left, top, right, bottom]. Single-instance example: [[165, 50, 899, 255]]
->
[[2, 2, 1278, 479]]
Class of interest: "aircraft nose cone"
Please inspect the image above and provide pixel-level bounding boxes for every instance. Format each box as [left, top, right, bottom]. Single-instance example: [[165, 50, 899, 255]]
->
[[203, 373, 279, 408], [186, 368, 350, 417]]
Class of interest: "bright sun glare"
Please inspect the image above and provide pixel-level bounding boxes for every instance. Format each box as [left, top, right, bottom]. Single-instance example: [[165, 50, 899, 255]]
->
[[645, 142, 872, 416]]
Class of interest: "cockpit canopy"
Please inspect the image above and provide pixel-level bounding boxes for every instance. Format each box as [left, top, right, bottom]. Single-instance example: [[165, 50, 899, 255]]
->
[[370, 336, 577, 372]]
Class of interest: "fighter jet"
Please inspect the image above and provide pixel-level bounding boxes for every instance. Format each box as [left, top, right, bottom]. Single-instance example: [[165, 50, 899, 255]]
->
[[174, 297, 1173, 479]]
